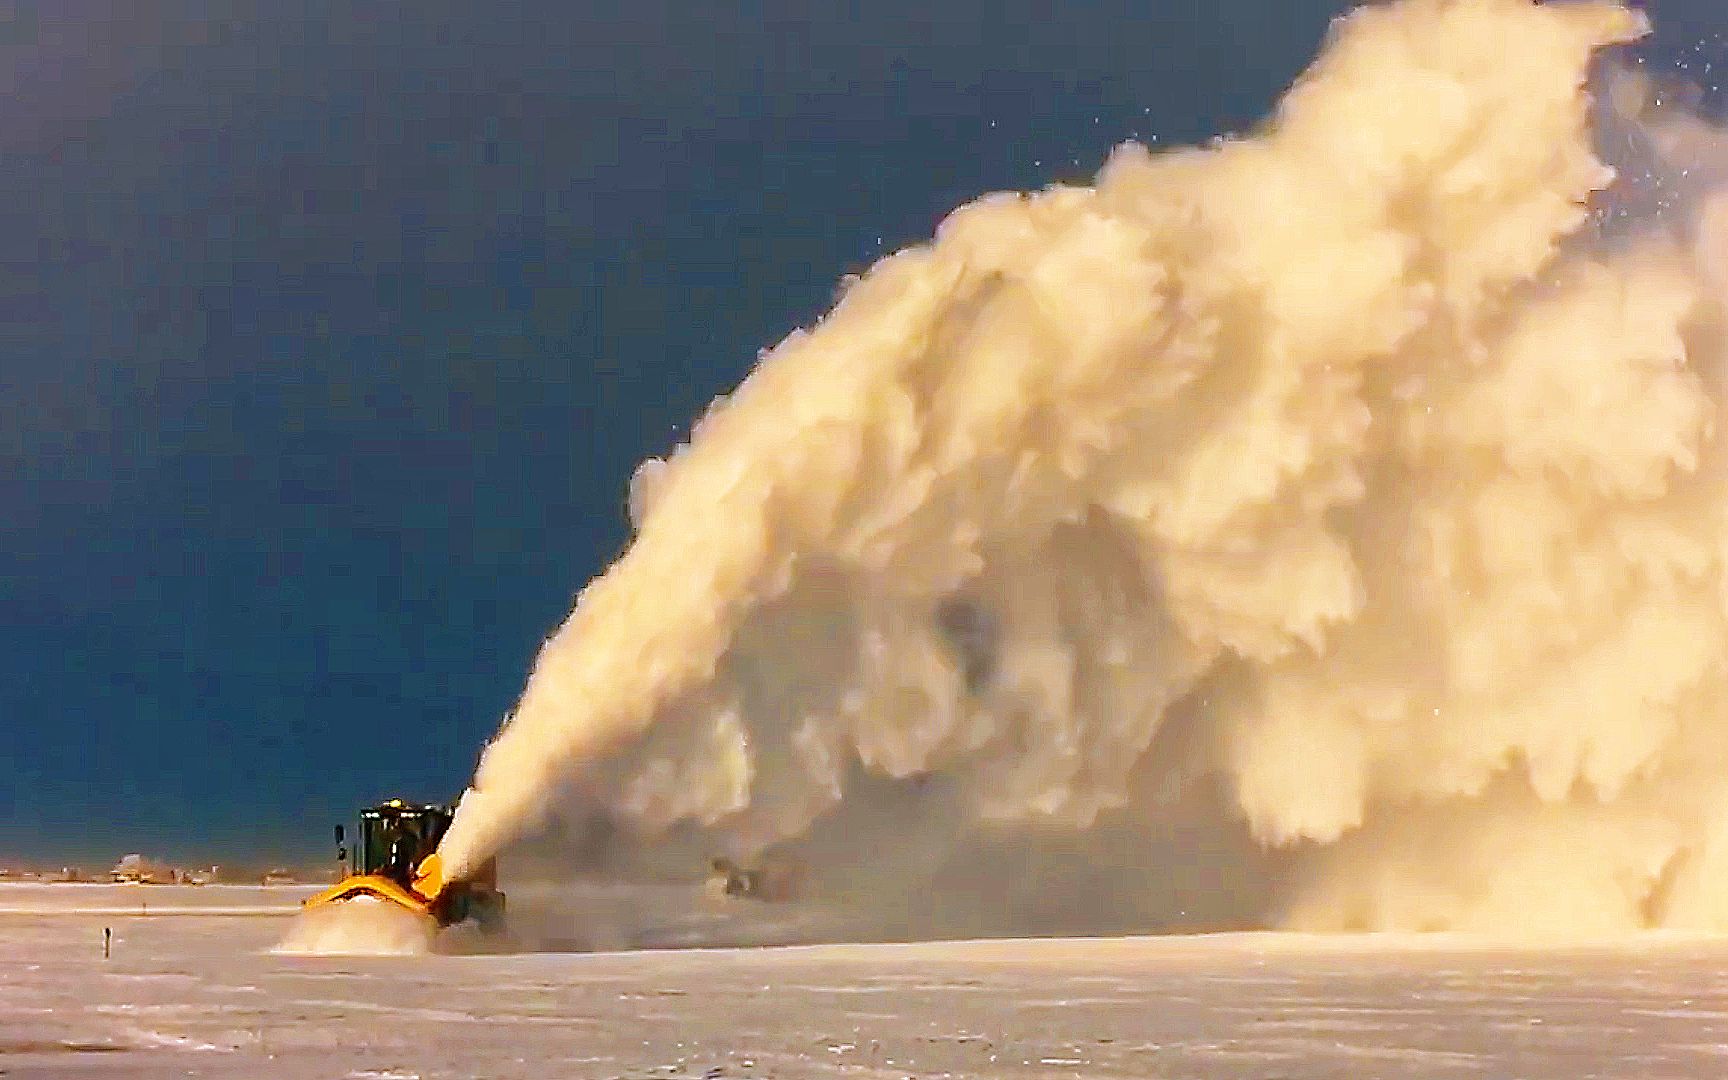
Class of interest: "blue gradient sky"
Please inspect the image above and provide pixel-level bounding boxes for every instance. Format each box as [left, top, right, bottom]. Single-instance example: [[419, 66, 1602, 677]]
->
[[1, 0, 1720, 864]]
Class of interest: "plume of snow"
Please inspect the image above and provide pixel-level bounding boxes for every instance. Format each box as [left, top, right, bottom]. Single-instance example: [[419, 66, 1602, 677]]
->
[[438, 0, 1728, 933]]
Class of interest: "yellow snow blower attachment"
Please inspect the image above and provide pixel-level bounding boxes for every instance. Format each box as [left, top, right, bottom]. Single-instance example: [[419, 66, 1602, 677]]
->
[[301, 800, 504, 931]]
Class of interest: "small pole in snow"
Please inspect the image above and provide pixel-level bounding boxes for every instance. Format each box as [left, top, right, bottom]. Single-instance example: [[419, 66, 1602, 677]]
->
[[103, 927, 111, 959]]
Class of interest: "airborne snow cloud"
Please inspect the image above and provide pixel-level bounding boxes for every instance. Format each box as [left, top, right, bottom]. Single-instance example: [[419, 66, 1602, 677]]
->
[[437, 0, 1728, 934]]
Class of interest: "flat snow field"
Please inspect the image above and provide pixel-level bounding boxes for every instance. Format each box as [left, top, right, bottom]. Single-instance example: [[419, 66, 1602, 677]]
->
[[7, 886, 1728, 1078]]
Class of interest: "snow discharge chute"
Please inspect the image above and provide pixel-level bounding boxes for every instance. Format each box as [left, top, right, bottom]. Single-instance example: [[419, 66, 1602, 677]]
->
[[436, 0, 1728, 933]]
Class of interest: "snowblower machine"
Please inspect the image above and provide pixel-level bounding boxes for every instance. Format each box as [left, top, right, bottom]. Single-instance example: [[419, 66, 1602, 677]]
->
[[301, 799, 505, 932]]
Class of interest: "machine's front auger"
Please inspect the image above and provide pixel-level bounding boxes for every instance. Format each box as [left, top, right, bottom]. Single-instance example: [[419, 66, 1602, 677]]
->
[[302, 872, 437, 923]]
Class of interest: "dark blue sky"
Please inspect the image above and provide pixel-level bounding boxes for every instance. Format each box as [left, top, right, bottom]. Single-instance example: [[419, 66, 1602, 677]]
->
[[1, 0, 1718, 864]]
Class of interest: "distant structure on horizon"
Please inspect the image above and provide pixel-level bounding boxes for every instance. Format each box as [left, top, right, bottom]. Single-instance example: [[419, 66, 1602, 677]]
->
[[110, 854, 182, 885], [1, 856, 323, 886], [0, 865, 89, 882]]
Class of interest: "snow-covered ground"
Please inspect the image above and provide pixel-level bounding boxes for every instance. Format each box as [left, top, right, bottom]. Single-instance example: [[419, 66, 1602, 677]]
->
[[6, 885, 1728, 1078], [0, 881, 320, 916]]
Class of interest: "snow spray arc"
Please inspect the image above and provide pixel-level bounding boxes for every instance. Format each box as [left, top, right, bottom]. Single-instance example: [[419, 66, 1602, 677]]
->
[[439, 0, 1728, 933]]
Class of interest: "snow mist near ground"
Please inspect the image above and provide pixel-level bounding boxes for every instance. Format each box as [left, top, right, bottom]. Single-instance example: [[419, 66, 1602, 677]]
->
[[273, 897, 434, 957], [439, 0, 1728, 935]]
